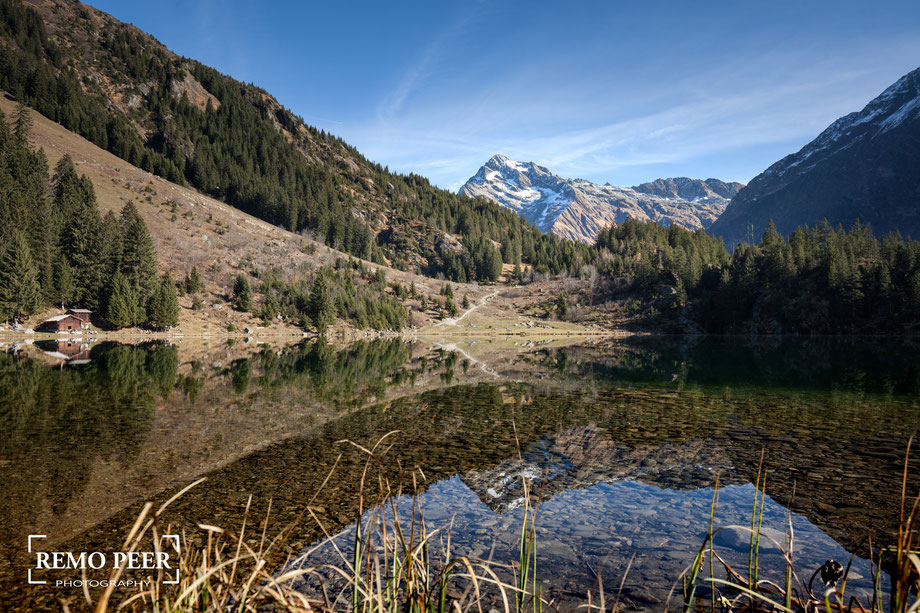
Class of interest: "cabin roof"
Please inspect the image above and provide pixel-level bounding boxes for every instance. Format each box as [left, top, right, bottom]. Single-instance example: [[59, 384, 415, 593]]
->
[[67, 308, 92, 313], [42, 314, 83, 324]]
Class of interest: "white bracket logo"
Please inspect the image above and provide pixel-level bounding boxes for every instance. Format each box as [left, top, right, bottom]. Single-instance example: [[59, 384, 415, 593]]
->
[[28, 535, 46, 585]]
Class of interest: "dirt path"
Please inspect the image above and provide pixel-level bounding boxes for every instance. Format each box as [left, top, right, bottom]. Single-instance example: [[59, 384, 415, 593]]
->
[[434, 289, 500, 327], [433, 341, 499, 378]]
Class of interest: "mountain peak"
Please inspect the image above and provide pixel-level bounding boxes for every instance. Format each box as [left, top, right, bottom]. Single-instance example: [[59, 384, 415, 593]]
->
[[709, 65, 920, 247], [486, 153, 512, 167], [461, 156, 741, 243]]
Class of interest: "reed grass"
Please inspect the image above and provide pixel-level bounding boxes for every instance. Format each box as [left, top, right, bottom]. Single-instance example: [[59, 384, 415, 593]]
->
[[671, 440, 920, 613], [80, 431, 560, 612], [77, 437, 919, 613]]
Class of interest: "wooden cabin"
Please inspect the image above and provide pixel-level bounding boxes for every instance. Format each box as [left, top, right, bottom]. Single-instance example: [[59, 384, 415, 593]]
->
[[38, 340, 91, 361], [38, 314, 84, 333], [54, 340, 90, 360], [67, 308, 92, 323]]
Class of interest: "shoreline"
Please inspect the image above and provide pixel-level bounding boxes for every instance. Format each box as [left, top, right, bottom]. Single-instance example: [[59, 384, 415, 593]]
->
[[4, 328, 920, 344]]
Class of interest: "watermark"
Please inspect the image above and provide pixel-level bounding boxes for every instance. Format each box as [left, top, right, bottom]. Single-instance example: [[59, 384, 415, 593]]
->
[[28, 534, 180, 586]]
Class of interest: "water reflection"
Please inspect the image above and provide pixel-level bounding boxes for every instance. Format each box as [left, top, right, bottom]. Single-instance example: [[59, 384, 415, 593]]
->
[[0, 343, 175, 539], [541, 336, 920, 396], [34, 339, 96, 363], [289, 478, 879, 610], [0, 336, 918, 610]]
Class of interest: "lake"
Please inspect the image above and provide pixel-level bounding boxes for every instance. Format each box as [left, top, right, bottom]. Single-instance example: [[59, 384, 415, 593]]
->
[[1, 336, 918, 611]]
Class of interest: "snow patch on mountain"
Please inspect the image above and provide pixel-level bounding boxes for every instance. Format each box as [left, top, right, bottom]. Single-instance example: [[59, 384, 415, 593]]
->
[[709, 66, 920, 248], [764, 68, 920, 180], [460, 155, 742, 243]]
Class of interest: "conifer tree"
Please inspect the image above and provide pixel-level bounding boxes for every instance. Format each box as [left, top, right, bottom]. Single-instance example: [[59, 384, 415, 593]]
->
[[99, 211, 123, 282], [106, 273, 137, 329], [555, 293, 568, 319], [233, 274, 253, 311], [0, 230, 41, 320], [307, 272, 335, 334], [13, 102, 32, 142], [909, 270, 920, 309], [119, 203, 157, 305], [148, 272, 179, 329], [55, 157, 105, 308], [185, 266, 204, 294], [53, 258, 75, 309]]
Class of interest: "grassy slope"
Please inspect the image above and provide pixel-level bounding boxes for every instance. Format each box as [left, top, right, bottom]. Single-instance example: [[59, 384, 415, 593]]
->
[[0, 93, 501, 334], [2, 93, 616, 338], [14, 0, 586, 280]]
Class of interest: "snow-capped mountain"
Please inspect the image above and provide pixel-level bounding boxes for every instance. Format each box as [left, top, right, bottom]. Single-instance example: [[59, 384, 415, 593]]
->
[[460, 423, 738, 514], [460, 155, 742, 243], [710, 66, 920, 247]]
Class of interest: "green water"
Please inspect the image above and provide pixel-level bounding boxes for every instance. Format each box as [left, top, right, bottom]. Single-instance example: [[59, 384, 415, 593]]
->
[[0, 337, 918, 610]]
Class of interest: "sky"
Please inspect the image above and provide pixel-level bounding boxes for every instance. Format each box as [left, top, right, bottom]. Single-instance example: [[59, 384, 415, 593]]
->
[[89, 0, 920, 191]]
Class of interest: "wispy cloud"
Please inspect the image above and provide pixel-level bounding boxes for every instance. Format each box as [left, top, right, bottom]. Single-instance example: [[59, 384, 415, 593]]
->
[[375, 8, 481, 122], [345, 31, 920, 191]]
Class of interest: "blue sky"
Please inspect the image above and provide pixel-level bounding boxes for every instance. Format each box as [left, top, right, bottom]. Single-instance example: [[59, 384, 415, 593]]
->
[[90, 1, 920, 191]]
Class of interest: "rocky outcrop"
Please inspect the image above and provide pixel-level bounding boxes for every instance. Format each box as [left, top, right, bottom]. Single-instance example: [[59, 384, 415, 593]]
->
[[460, 155, 741, 243]]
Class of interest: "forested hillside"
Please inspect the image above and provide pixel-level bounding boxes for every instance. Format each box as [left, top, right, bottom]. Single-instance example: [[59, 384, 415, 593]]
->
[[2, 0, 918, 337], [0, 105, 178, 327], [0, 0, 592, 283], [588, 218, 920, 334]]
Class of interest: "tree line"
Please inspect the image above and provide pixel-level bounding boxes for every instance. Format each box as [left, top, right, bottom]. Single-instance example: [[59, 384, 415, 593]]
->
[[230, 259, 408, 334], [592, 217, 920, 334], [0, 0, 595, 283], [0, 107, 177, 328]]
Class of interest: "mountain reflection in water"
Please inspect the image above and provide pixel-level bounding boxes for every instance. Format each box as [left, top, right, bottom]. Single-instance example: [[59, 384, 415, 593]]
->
[[0, 336, 917, 610]]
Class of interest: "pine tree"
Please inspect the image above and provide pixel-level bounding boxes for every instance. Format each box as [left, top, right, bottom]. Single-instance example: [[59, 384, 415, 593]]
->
[[307, 272, 335, 334], [53, 258, 75, 309], [761, 220, 782, 248], [148, 272, 179, 329], [56, 160, 104, 308], [909, 270, 920, 309], [119, 203, 157, 304], [106, 273, 138, 329], [0, 230, 41, 320], [13, 102, 32, 142], [488, 243, 503, 281], [673, 277, 687, 309], [185, 266, 204, 294], [555, 293, 568, 319], [233, 274, 253, 312], [259, 293, 280, 323]]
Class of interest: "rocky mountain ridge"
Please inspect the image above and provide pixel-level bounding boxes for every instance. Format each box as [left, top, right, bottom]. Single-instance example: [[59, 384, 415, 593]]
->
[[709, 66, 920, 247], [460, 154, 743, 243]]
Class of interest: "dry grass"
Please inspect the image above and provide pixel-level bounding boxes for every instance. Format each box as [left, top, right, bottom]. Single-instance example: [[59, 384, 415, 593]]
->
[[64, 436, 919, 613], [85, 433, 559, 613], [671, 444, 920, 613]]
